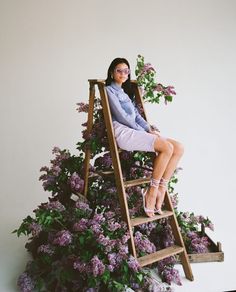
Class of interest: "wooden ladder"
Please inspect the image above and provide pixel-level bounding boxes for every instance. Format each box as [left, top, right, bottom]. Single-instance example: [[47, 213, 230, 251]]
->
[[83, 79, 194, 281]]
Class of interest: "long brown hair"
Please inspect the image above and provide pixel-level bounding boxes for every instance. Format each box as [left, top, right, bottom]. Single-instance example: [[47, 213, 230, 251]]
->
[[105, 57, 135, 100]]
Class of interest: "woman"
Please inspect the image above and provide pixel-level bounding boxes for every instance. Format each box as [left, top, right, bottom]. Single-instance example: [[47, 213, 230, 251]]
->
[[105, 57, 184, 218]]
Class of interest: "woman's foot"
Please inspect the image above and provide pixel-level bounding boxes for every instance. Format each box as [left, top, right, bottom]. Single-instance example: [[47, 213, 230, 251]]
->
[[142, 186, 157, 217]]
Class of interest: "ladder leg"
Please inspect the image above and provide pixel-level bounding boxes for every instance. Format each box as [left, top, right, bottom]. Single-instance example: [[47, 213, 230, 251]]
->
[[98, 83, 137, 258], [164, 192, 194, 280], [83, 82, 96, 197]]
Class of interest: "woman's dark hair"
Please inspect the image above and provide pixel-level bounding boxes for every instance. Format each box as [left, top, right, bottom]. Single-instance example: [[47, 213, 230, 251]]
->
[[105, 57, 135, 100]]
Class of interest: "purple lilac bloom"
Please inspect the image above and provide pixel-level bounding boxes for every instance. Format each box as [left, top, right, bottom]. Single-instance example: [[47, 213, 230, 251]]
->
[[97, 234, 110, 246], [134, 231, 156, 254], [90, 223, 102, 234], [104, 211, 115, 219], [141, 63, 156, 75], [154, 83, 164, 92], [162, 267, 182, 285], [46, 201, 65, 212], [37, 244, 54, 255], [28, 222, 42, 237], [188, 233, 210, 254], [42, 175, 56, 191], [52, 146, 61, 154], [53, 230, 72, 246], [69, 172, 84, 193], [40, 166, 49, 172], [73, 218, 89, 232], [76, 102, 89, 113], [107, 220, 121, 231], [51, 165, 61, 176], [75, 200, 91, 211], [17, 272, 35, 292], [127, 256, 140, 272], [90, 256, 105, 277], [91, 212, 106, 224], [170, 193, 178, 208], [158, 256, 176, 272], [74, 258, 90, 274], [108, 253, 117, 267], [163, 85, 176, 96]]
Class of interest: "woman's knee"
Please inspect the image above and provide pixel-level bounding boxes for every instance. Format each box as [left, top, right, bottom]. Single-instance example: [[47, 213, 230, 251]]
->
[[173, 141, 184, 157], [154, 138, 174, 156]]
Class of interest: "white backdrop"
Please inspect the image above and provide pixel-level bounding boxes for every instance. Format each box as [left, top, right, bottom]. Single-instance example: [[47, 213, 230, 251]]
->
[[1, 1, 236, 291]]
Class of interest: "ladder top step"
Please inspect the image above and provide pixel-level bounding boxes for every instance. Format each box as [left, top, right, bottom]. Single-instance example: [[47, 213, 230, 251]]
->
[[138, 245, 184, 267], [131, 210, 173, 227]]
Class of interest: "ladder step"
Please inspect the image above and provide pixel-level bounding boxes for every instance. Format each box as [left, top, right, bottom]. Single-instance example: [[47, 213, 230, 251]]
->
[[138, 245, 184, 267], [88, 170, 114, 178], [124, 177, 151, 188], [131, 210, 173, 227]]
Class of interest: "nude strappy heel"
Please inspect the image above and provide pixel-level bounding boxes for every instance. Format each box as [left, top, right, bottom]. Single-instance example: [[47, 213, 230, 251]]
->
[[142, 178, 161, 217]]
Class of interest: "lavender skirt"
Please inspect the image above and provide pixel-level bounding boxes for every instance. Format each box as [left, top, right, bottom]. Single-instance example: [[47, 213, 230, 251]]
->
[[112, 121, 158, 152]]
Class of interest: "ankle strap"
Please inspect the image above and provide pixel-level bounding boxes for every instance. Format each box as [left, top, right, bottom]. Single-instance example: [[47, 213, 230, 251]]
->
[[150, 178, 160, 188], [159, 178, 169, 189]]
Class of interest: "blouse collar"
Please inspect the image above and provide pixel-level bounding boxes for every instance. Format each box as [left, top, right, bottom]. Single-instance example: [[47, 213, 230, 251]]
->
[[111, 82, 124, 92]]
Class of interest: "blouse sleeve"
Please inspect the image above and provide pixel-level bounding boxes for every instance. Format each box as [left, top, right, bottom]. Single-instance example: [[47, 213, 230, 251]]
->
[[106, 86, 143, 130], [134, 106, 150, 132]]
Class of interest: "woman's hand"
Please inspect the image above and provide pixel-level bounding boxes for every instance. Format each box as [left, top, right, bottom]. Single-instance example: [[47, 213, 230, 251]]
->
[[148, 129, 160, 137], [148, 124, 160, 136]]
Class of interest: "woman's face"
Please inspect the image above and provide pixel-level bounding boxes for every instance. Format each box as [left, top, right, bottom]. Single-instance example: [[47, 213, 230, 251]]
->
[[112, 63, 130, 85]]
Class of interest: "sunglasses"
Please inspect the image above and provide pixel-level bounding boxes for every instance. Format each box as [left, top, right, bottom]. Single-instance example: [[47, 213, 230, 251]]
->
[[114, 68, 131, 75]]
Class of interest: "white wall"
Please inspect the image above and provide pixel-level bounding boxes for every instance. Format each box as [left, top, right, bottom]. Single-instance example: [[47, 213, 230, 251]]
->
[[1, 1, 236, 291]]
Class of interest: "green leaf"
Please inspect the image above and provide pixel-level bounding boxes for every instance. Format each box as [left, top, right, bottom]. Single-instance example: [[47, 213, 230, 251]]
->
[[165, 95, 173, 102]]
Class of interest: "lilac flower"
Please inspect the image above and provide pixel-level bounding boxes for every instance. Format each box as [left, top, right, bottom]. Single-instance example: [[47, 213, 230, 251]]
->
[[69, 172, 84, 193], [108, 253, 117, 267], [187, 232, 210, 254], [104, 211, 115, 219], [17, 272, 35, 292], [90, 223, 102, 234], [41, 175, 56, 191], [37, 244, 54, 255], [107, 220, 121, 231], [73, 218, 89, 232], [170, 193, 178, 208], [90, 255, 105, 277], [76, 102, 89, 113], [163, 85, 176, 96], [28, 222, 42, 237], [134, 231, 156, 254], [206, 222, 214, 231], [75, 200, 91, 211], [74, 258, 90, 273], [53, 230, 72, 246], [97, 234, 110, 246], [154, 83, 164, 92], [46, 201, 65, 212], [95, 152, 112, 169], [161, 267, 181, 285], [121, 233, 130, 244], [51, 165, 61, 176], [39, 166, 49, 172], [127, 256, 140, 272]]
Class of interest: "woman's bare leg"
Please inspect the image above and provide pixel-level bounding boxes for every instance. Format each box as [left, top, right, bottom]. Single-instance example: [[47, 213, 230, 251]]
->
[[144, 137, 173, 217], [155, 138, 184, 210]]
